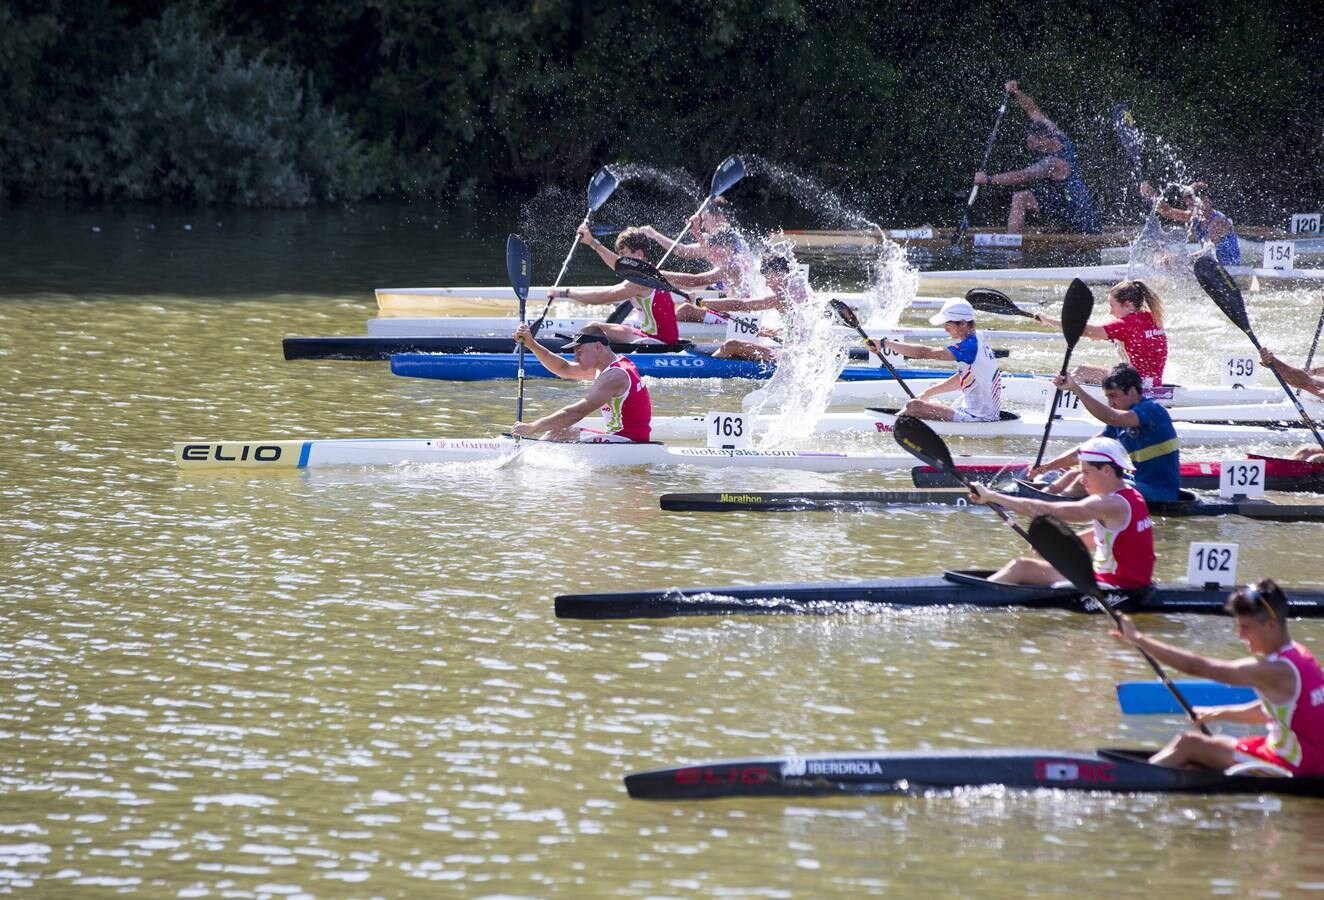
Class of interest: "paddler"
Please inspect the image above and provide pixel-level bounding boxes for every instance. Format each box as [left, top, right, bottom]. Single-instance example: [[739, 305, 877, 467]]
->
[[548, 225, 718, 345], [970, 436, 1155, 588], [510, 324, 652, 442], [972, 81, 1100, 235], [1112, 579, 1324, 775], [701, 254, 808, 362], [1258, 347, 1324, 462], [1029, 363, 1181, 501], [868, 297, 1003, 422], [1034, 279, 1168, 388], [1139, 180, 1241, 265]]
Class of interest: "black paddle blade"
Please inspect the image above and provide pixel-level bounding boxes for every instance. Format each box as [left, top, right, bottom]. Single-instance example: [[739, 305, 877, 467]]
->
[[506, 234, 532, 305], [710, 156, 745, 198], [892, 415, 954, 473], [1111, 103, 1144, 178], [1026, 515, 1100, 596], [587, 167, 619, 213], [1194, 255, 1252, 336], [828, 298, 863, 331], [615, 256, 681, 295], [1060, 279, 1095, 349], [965, 287, 1032, 319]]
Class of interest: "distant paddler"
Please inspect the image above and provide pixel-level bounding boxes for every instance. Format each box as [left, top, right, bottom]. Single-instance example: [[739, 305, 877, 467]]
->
[[1034, 279, 1168, 388], [547, 225, 719, 345], [866, 297, 1003, 422], [973, 81, 1100, 235], [1258, 346, 1324, 463], [1030, 363, 1181, 502], [1112, 579, 1324, 775], [510, 324, 652, 442], [1140, 180, 1241, 265], [971, 436, 1155, 589]]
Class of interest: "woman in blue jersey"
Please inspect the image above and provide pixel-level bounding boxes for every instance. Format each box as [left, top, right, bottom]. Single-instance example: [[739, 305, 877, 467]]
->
[[973, 81, 1100, 235], [1140, 180, 1240, 265]]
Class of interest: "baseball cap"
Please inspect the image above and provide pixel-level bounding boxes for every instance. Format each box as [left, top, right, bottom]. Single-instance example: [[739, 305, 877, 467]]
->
[[929, 298, 977, 326], [560, 330, 612, 352], [1077, 436, 1134, 471]]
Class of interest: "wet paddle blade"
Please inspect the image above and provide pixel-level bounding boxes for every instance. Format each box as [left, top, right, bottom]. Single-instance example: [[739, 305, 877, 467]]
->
[[1060, 279, 1094, 350], [1026, 515, 1099, 596], [1193, 255, 1252, 337], [710, 156, 745, 199], [893, 415, 955, 473], [965, 287, 1034, 319], [506, 234, 532, 307], [828, 298, 863, 332], [615, 256, 676, 294], [587, 167, 619, 213]]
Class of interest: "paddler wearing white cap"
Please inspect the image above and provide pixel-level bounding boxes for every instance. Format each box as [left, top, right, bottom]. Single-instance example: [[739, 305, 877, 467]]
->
[[969, 436, 1156, 589], [866, 297, 1003, 422]]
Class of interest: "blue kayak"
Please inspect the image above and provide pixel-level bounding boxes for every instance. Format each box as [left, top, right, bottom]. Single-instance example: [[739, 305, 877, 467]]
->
[[1116, 681, 1255, 714], [390, 352, 945, 382]]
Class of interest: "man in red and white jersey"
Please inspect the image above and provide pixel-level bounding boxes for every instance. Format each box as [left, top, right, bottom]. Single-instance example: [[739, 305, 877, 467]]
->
[[968, 436, 1155, 588], [510, 325, 652, 442], [1113, 579, 1324, 775]]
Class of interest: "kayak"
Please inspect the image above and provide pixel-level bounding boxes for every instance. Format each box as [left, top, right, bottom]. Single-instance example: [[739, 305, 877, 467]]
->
[[1163, 398, 1324, 425], [1117, 681, 1255, 715], [171, 437, 1019, 473], [623, 747, 1322, 800], [552, 570, 1324, 620], [778, 224, 1311, 253], [390, 352, 945, 383], [911, 454, 1324, 493], [282, 335, 690, 361], [656, 487, 1324, 521], [913, 262, 1324, 297], [743, 379, 1292, 411], [649, 408, 1304, 445]]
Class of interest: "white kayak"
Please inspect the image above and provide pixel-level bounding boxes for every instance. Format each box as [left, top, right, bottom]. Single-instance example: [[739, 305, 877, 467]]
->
[[363, 315, 1055, 343], [915, 262, 1324, 296], [172, 437, 1021, 473], [646, 409, 1305, 444], [1164, 398, 1324, 424], [744, 378, 1292, 411]]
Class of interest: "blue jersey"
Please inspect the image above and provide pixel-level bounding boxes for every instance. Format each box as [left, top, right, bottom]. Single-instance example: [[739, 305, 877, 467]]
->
[[1030, 131, 1100, 234], [1195, 210, 1240, 265], [1103, 398, 1180, 502]]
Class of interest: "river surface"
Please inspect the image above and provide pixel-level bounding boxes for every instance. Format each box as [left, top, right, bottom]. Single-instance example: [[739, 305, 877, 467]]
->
[[3, 202, 1324, 896]]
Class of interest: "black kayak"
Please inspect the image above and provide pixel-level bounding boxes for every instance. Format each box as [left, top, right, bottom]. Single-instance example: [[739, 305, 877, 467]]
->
[[625, 747, 1324, 800], [282, 335, 693, 360], [658, 484, 1324, 521], [553, 570, 1324, 620]]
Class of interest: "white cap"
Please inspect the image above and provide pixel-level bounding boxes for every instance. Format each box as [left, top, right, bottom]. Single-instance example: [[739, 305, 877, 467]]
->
[[1077, 436, 1134, 471], [929, 298, 977, 325]]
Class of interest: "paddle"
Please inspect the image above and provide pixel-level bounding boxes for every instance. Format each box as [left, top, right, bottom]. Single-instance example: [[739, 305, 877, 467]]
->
[[892, 414, 1029, 539], [507, 234, 533, 437], [1026, 514, 1211, 735], [1193, 255, 1324, 451], [1031, 279, 1095, 468], [655, 156, 745, 268], [530, 167, 620, 335], [952, 87, 1010, 248], [828, 299, 915, 398], [965, 287, 1038, 320]]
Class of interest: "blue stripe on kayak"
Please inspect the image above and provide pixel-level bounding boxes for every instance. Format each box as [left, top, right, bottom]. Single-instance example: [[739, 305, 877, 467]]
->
[[298, 441, 312, 468], [1116, 681, 1255, 714]]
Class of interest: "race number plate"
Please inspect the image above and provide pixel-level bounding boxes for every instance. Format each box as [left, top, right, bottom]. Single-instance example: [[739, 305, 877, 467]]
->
[[724, 313, 760, 341], [1218, 458, 1265, 499], [1221, 354, 1256, 387], [1290, 213, 1321, 236], [706, 411, 751, 449], [1187, 542, 1239, 587], [1262, 240, 1295, 271]]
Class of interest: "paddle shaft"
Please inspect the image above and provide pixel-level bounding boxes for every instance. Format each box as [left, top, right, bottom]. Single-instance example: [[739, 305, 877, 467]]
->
[[655, 196, 712, 270], [952, 88, 1010, 247], [1305, 299, 1324, 373], [516, 295, 527, 429], [941, 464, 1030, 540], [1242, 327, 1324, 451], [529, 219, 591, 333], [861, 334, 915, 398], [1032, 345, 1077, 469]]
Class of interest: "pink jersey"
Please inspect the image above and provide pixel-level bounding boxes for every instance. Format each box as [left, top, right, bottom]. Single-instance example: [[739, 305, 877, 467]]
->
[[595, 357, 651, 442], [1237, 642, 1324, 775], [1102, 310, 1167, 387], [1091, 486, 1155, 589], [631, 290, 679, 344]]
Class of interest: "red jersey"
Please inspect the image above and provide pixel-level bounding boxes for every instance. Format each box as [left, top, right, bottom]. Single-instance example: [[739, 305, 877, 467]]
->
[[1091, 486, 1155, 589], [595, 357, 651, 442], [630, 289, 679, 344], [1237, 642, 1324, 775], [1102, 310, 1167, 387]]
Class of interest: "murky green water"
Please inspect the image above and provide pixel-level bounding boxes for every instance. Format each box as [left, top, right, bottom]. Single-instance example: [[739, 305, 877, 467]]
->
[[3, 202, 1324, 896]]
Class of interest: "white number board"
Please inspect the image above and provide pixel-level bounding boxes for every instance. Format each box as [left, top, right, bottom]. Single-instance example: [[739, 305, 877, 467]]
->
[[1218, 458, 1265, 499], [889, 227, 934, 240], [973, 232, 1023, 248], [874, 332, 907, 364], [706, 411, 751, 449], [1221, 353, 1257, 386], [1290, 213, 1321, 235], [1262, 240, 1296, 271], [723, 313, 760, 341], [1044, 387, 1083, 418], [1187, 542, 1239, 587]]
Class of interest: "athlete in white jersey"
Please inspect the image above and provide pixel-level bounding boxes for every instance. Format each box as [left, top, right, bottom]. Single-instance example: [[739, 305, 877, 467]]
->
[[867, 298, 1003, 422]]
